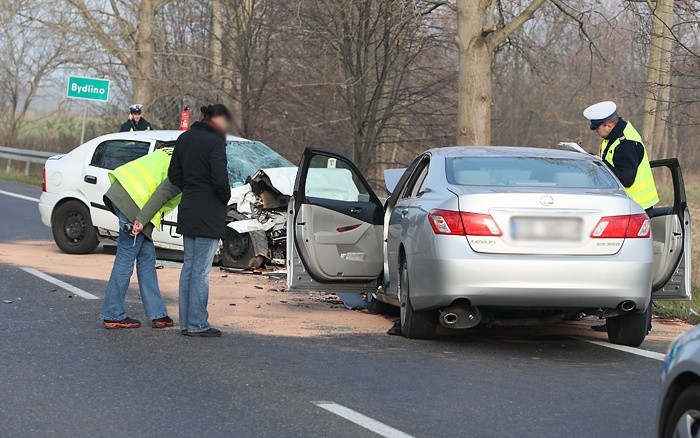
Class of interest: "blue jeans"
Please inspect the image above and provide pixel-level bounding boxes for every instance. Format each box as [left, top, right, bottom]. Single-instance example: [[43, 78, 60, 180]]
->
[[179, 235, 219, 332], [100, 208, 168, 321]]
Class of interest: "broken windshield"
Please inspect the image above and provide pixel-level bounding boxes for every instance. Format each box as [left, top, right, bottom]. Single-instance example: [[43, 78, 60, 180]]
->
[[226, 140, 294, 187]]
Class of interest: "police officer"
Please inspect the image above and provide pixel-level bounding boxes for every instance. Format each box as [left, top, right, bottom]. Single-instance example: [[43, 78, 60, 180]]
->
[[119, 104, 152, 132], [583, 101, 659, 214], [584, 101, 659, 333]]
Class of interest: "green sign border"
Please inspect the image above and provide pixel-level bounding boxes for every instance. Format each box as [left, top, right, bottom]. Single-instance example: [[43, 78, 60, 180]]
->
[[66, 75, 110, 102]]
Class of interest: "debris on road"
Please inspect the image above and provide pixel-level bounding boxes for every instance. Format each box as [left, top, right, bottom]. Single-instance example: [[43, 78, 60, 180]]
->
[[336, 292, 367, 310], [3, 299, 12, 304]]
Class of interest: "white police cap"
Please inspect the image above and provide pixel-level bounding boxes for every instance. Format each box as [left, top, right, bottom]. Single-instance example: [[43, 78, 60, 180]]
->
[[583, 101, 617, 130]]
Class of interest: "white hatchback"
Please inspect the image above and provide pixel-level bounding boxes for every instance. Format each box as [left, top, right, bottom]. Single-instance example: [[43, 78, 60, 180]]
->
[[39, 130, 295, 266]]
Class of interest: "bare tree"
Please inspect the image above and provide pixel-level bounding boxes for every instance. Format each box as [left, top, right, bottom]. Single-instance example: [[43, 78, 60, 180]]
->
[[292, 0, 447, 174], [640, 0, 674, 158], [455, 0, 547, 145], [0, 0, 72, 145], [61, 0, 174, 110]]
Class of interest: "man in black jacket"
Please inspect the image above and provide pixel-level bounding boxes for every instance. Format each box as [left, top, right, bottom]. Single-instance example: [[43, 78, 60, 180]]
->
[[168, 104, 231, 337], [119, 104, 153, 132]]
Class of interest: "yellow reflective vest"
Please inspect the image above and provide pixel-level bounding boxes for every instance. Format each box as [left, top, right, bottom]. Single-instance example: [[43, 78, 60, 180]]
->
[[109, 149, 181, 229], [600, 122, 659, 209]]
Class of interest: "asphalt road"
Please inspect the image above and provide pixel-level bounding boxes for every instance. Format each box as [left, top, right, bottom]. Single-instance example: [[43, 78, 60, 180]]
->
[[0, 179, 672, 437]]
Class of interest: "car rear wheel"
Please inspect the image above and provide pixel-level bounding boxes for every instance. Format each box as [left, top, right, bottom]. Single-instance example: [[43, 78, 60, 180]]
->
[[399, 258, 437, 339], [221, 228, 265, 269], [51, 200, 99, 254], [662, 383, 700, 438], [606, 304, 651, 347]]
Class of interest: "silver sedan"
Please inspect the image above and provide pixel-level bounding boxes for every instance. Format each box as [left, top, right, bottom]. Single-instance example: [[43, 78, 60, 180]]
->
[[287, 146, 691, 346]]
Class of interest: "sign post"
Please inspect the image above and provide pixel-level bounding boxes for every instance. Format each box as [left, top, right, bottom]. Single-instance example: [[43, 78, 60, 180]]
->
[[66, 76, 110, 144]]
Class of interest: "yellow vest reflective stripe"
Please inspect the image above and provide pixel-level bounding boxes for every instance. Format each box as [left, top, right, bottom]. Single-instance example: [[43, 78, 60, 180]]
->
[[109, 149, 181, 229], [600, 122, 659, 209]]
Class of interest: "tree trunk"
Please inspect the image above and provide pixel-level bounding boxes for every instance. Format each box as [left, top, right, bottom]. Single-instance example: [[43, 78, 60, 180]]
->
[[132, 0, 156, 108], [650, 0, 673, 159], [642, 0, 674, 159], [456, 0, 492, 146], [211, 0, 223, 82]]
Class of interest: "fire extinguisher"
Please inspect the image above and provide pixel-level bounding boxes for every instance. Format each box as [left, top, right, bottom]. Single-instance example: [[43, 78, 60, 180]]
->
[[179, 106, 190, 130]]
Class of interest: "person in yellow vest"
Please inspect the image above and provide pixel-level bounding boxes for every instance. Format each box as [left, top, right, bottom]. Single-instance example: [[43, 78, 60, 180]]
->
[[583, 101, 659, 214], [99, 148, 181, 329], [584, 101, 659, 333]]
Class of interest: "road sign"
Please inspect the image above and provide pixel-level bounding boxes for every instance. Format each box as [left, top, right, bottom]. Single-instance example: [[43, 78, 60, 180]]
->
[[66, 76, 110, 102]]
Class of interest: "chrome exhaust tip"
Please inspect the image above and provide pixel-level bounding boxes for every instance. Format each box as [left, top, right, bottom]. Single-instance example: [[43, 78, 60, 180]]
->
[[442, 312, 459, 325], [619, 300, 636, 312], [439, 306, 481, 329]]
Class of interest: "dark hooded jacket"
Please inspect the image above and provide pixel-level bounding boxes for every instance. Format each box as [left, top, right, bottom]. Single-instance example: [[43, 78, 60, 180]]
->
[[168, 121, 230, 239]]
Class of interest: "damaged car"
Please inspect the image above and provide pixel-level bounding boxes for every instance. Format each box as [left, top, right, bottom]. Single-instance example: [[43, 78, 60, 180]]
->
[[223, 167, 296, 268], [39, 130, 296, 268]]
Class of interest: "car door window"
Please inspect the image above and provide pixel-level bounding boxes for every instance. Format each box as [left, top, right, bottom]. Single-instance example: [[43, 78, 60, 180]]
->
[[305, 155, 372, 202], [401, 157, 430, 199], [90, 140, 151, 170]]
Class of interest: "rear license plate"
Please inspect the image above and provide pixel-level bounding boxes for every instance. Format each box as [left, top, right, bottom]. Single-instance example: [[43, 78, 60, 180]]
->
[[510, 217, 582, 242]]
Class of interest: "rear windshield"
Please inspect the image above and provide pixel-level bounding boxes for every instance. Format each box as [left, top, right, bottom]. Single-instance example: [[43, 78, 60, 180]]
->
[[446, 157, 619, 189], [226, 140, 294, 187]]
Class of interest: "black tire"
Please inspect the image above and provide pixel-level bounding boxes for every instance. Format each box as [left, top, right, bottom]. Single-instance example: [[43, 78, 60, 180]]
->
[[367, 292, 398, 315], [51, 200, 99, 254], [606, 305, 651, 347], [398, 258, 437, 339], [220, 228, 265, 269], [662, 383, 700, 438]]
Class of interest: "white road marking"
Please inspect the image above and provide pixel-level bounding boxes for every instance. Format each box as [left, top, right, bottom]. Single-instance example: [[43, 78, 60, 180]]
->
[[21, 267, 99, 300], [577, 338, 665, 361], [0, 189, 40, 203], [313, 401, 414, 438]]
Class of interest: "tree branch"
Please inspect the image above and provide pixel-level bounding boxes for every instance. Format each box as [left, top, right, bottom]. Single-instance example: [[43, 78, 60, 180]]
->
[[487, 0, 547, 50]]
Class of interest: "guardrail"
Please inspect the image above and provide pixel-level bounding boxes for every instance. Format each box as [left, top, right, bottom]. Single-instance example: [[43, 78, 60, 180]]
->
[[0, 146, 55, 175]]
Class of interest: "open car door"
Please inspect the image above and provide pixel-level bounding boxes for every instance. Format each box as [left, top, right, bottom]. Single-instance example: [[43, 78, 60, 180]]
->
[[651, 158, 692, 300], [287, 148, 384, 292]]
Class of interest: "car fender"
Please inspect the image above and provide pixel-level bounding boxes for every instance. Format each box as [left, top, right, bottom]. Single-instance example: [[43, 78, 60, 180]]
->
[[50, 191, 92, 221]]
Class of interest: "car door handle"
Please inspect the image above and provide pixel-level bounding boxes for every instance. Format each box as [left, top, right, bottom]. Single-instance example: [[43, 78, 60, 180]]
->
[[401, 209, 409, 216], [350, 207, 363, 214], [84, 175, 97, 184]]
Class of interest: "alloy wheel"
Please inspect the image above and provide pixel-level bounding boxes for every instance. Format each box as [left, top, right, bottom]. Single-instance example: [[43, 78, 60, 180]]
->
[[674, 409, 700, 438]]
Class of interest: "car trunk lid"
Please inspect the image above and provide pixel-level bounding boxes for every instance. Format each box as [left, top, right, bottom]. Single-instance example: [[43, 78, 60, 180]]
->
[[453, 189, 633, 255]]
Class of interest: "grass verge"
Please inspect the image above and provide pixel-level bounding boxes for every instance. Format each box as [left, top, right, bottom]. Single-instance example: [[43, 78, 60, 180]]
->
[[655, 288, 700, 325], [0, 170, 42, 187]]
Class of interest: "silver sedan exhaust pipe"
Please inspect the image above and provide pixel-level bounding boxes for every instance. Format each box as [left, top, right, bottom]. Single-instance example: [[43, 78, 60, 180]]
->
[[619, 300, 636, 312], [439, 306, 482, 329]]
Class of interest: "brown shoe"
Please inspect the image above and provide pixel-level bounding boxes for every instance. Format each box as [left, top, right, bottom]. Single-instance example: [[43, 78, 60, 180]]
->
[[103, 317, 141, 329], [152, 316, 174, 328]]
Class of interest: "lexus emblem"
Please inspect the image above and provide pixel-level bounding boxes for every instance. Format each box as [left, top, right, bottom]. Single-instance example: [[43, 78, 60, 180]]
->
[[540, 196, 554, 206]]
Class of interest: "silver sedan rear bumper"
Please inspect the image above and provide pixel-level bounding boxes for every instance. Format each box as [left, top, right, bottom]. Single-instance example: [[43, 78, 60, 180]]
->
[[407, 236, 653, 312]]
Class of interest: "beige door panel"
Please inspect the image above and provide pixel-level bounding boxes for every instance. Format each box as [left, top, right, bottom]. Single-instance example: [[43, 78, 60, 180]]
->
[[651, 214, 683, 286], [297, 204, 383, 281]]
